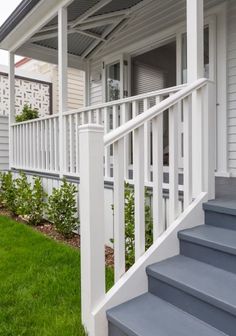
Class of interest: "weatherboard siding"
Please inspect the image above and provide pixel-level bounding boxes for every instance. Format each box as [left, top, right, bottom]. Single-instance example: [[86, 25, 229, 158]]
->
[[228, 0, 236, 176]]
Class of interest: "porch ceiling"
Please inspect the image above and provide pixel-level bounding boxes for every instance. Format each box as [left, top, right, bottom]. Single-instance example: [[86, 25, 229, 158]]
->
[[0, 0, 144, 60], [0, 0, 225, 65]]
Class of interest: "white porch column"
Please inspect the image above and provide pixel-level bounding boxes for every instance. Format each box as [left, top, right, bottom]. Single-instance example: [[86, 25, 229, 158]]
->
[[8, 52, 15, 169], [58, 7, 68, 176], [187, 0, 204, 197]]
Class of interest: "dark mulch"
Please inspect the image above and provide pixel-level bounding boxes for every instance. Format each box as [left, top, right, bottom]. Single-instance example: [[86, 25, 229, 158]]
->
[[0, 207, 114, 267]]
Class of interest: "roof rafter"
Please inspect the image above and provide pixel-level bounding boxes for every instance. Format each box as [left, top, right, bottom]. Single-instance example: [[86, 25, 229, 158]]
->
[[85, 0, 156, 58], [38, 10, 128, 34], [71, 0, 112, 28], [81, 17, 125, 58], [30, 27, 107, 43]]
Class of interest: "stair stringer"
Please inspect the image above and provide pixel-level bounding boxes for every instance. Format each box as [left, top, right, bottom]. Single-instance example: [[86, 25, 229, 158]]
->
[[91, 192, 208, 336]]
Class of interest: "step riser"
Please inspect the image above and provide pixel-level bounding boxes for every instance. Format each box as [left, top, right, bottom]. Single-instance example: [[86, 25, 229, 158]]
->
[[109, 323, 127, 336], [180, 240, 236, 274], [148, 277, 236, 336], [205, 210, 236, 230]]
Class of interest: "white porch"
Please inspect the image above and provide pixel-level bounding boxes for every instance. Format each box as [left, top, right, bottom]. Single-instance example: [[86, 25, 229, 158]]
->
[[0, 0, 230, 335]]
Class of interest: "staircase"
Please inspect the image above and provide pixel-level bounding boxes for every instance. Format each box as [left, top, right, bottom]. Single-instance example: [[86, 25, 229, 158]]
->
[[107, 197, 236, 335]]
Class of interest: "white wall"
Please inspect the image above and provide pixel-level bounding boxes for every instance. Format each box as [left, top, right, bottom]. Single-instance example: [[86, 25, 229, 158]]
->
[[88, 0, 223, 105], [0, 116, 8, 171]]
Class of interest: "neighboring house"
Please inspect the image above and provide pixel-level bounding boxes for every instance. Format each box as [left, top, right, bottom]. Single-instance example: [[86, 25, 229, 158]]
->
[[16, 58, 85, 114], [0, 1, 236, 336]]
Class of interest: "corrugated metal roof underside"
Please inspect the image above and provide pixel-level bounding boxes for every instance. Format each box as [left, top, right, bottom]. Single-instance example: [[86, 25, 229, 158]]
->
[[32, 0, 144, 57]]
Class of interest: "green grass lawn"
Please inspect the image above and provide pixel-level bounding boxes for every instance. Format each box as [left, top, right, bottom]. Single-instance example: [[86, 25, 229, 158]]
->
[[0, 216, 114, 336]]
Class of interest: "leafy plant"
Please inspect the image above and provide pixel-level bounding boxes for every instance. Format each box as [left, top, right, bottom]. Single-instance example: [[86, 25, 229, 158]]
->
[[28, 177, 47, 226], [0, 172, 17, 214], [15, 104, 39, 123], [47, 178, 79, 238], [112, 183, 153, 269], [15, 171, 32, 217]]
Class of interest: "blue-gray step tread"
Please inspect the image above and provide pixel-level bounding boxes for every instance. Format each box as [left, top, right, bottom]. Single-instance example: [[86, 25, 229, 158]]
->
[[203, 202, 236, 216], [147, 255, 236, 316], [107, 293, 226, 336], [178, 225, 236, 255]]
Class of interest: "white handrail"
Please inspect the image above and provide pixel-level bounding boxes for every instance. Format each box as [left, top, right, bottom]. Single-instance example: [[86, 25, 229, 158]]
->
[[11, 83, 187, 127], [104, 78, 208, 147], [63, 83, 187, 116], [11, 113, 59, 126]]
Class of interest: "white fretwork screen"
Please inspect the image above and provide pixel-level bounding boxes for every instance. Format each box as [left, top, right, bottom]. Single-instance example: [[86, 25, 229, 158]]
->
[[0, 72, 52, 117]]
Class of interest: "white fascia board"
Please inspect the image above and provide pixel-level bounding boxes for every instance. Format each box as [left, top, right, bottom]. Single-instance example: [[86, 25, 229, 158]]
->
[[0, 0, 73, 52], [16, 43, 85, 71]]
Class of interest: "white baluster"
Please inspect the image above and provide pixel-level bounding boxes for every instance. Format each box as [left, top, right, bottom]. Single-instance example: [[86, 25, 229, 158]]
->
[[169, 103, 179, 224], [202, 83, 215, 200], [113, 105, 119, 130], [183, 96, 192, 209], [152, 96, 164, 239], [104, 107, 110, 178], [49, 119, 54, 171], [81, 111, 86, 125], [19, 125, 22, 167], [69, 114, 75, 173], [36, 121, 40, 169], [75, 113, 79, 174], [24, 124, 27, 167], [88, 110, 92, 123], [63, 116, 68, 174], [113, 138, 125, 282], [45, 120, 49, 171], [120, 103, 129, 180], [133, 123, 145, 260], [54, 118, 58, 172], [41, 121, 45, 170], [144, 98, 151, 183]]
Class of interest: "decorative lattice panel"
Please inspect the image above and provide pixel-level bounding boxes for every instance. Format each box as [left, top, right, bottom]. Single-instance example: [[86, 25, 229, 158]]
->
[[0, 73, 52, 117]]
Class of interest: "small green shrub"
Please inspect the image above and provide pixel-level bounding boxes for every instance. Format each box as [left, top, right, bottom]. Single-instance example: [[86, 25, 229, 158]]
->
[[28, 177, 47, 226], [47, 178, 79, 238], [112, 183, 153, 269], [0, 172, 17, 214], [15, 171, 32, 217], [15, 104, 39, 123]]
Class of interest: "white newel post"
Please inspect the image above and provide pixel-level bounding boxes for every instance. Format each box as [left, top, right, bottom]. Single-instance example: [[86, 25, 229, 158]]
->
[[58, 6, 68, 177], [8, 52, 15, 169], [187, 0, 204, 197], [79, 124, 105, 336]]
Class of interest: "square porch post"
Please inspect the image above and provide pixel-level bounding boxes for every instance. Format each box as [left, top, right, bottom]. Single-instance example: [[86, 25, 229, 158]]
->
[[58, 6, 68, 177], [8, 52, 15, 170], [186, 0, 204, 197]]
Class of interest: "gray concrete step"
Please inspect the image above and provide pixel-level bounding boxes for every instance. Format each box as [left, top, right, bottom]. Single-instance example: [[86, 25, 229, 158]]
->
[[147, 255, 236, 335], [107, 293, 226, 336], [204, 202, 236, 230], [179, 225, 236, 273]]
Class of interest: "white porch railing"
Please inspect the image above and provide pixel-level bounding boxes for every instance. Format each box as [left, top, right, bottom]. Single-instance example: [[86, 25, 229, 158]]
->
[[78, 78, 215, 335], [11, 84, 186, 177]]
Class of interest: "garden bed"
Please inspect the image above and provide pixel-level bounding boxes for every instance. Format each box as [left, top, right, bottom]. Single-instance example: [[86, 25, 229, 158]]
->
[[0, 207, 114, 267]]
